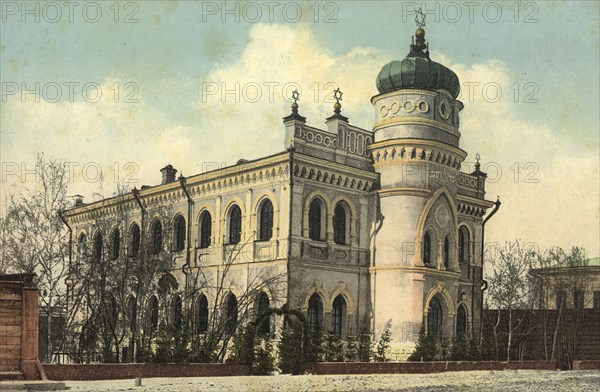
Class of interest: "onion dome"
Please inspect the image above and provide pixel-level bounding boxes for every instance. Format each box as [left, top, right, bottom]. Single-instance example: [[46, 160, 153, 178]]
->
[[376, 28, 460, 98]]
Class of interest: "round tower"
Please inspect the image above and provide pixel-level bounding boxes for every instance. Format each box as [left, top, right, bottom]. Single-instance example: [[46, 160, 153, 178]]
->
[[370, 27, 467, 350]]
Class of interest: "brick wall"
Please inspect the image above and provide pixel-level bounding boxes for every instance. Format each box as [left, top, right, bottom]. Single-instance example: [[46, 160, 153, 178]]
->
[[43, 363, 250, 381], [304, 361, 556, 375]]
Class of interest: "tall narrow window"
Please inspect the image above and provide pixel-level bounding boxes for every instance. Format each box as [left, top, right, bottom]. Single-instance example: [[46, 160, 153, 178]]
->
[[129, 224, 140, 257], [307, 293, 323, 331], [423, 232, 431, 265], [444, 236, 450, 269], [77, 234, 87, 263], [151, 220, 162, 255], [333, 202, 348, 245], [196, 294, 209, 333], [94, 232, 103, 262], [148, 295, 159, 332], [309, 199, 323, 241], [128, 296, 137, 332], [458, 227, 468, 263], [199, 211, 212, 248], [331, 295, 346, 337], [427, 296, 443, 339], [173, 215, 186, 251], [456, 304, 467, 338], [111, 229, 120, 260], [225, 293, 238, 334], [258, 199, 274, 241], [172, 295, 182, 328], [229, 205, 242, 244], [256, 292, 270, 335]]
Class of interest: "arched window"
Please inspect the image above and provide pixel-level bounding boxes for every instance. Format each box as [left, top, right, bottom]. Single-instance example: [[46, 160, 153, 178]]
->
[[148, 295, 159, 332], [256, 292, 270, 335], [258, 199, 274, 241], [111, 228, 120, 260], [423, 232, 431, 265], [173, 215, 186, 251], [225, 293, 238, 334], [456, 304, 467, 338], [331, 295, 346, 337], [444, 236, 450, 269], [427, 296, 443, 339], [128, 296, 137, 332], [129, 224, 140, 257], [199, 211, 212, 249], [333, 202, 349, 245], [94, 232, 103, 262], [309, 199, 324, 241], [228, 205, 242, 244], [307, 293, 323, 331], [151, 220, 162, 255], [458, 227, 467, 262], [172, 295, 182, 328], [77, 233, 87, 262], [196, 294, 209, 333]]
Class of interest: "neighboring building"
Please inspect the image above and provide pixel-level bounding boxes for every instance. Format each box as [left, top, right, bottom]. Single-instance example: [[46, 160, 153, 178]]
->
[[531, 257, 600, 311], [63, 27, 496, 357]]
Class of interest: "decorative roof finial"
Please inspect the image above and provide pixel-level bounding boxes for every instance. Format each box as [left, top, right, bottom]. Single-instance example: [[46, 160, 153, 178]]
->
[[414, 7, 427, 52], [415, 6, 426, 28], [283, 88, 306, 123], [475, 152, 481, 171], [333, 87, 343, 114]]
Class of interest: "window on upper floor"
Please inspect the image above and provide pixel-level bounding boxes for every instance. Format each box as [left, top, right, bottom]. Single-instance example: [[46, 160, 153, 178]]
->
[[308, 198, 325, 241], [77, 233, 87, 263], [173, 215, 186, 251], [93, 232, 103, 262], [110, 228, 120, 260], [333, 201, 349, 245], [129, 224, 140, 257], [228, 205, 242, 244], [198, 211, 212, 249], [258, 199, 274, 241], [151, 220, 163, 255], [423, 232, 432, 266], [443, 236, 450, 269], [458, 226, 469, 263]]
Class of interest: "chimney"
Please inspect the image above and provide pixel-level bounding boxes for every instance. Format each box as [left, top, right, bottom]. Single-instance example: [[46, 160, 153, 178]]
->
[[160, 165, 177, 185], [74, 195, 84, 207]]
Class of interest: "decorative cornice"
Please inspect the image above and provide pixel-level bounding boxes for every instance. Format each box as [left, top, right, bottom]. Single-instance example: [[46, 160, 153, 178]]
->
[[378, 187, 431, 198], [373, 116, 460, 136]]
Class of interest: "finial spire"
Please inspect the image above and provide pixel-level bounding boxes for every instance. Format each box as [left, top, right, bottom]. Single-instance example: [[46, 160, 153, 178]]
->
[[415, 7, 426, 28], [283, 88, 306, 123], [412, 7, 429, 57], [333, 87, 343, 114], [475, 152, 481, 170]]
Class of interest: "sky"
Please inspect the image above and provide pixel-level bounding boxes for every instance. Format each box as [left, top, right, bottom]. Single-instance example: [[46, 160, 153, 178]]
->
[[1, 1, 599, 256]]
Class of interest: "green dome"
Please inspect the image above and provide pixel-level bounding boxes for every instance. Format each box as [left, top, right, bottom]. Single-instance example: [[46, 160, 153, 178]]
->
[[376, 47, 460, 98]]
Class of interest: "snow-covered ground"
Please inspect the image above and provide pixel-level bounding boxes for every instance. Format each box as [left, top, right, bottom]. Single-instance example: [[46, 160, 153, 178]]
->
[[64, 370, 600, 391]]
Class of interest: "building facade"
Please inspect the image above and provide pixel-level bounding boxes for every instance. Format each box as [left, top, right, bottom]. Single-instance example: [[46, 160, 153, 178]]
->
[[64, 27, 495, 357]]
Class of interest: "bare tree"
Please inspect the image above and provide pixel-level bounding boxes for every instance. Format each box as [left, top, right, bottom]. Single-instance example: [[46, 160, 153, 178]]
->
[[485, 240, 537, 361], [0, 153, 70, 360], [531, 246, 592, 365]]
